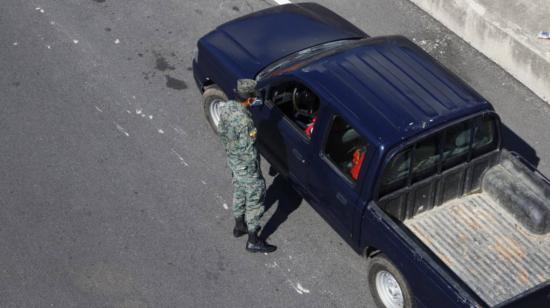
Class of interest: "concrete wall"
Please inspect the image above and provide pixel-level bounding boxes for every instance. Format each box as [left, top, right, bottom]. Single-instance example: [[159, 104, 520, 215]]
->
[[409, 0, 550, 104]]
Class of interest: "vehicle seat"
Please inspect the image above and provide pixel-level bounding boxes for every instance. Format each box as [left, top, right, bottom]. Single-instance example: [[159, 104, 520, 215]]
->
[[449, 130, 470, 158], [413, 143, 437, 172], [339, 129, 360, 170]]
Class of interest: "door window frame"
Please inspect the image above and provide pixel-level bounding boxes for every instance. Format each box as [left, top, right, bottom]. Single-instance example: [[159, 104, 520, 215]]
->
[[319, 112, 371, 189], [263, 77, 322, 143]]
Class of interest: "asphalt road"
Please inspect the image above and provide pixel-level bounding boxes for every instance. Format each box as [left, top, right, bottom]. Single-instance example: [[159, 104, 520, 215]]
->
[[1, 0, 549, 307]]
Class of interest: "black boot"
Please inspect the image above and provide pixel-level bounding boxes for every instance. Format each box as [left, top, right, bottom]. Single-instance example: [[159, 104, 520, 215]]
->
[[246, 229, 277, 253], [233, 216, 247, 238]]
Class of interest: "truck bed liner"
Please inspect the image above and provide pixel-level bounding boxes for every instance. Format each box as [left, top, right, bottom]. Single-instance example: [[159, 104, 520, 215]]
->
[[405, 193, 550, 306]]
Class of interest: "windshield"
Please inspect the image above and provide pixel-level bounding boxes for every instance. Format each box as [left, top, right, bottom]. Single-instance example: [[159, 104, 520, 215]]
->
[[256, 39, 361, 81]]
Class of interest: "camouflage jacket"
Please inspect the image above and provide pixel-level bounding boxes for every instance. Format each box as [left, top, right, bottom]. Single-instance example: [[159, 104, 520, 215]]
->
[[218, 100, 259, 175]]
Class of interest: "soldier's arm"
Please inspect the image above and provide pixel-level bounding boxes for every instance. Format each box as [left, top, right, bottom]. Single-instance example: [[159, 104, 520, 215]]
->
[[234, 115, 256, 149], [245, 116, 257, 142]]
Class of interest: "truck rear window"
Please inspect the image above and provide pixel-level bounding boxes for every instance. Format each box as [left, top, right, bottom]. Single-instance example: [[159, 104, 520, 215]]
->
[[379, 115, 498, 197], [442, 122, 471, 170], [411, 134, 441, 182], [380, 148, 411, 195], [472, 117, 497, 156]]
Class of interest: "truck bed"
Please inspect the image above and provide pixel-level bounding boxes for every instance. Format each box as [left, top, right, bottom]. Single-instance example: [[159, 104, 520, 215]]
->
[[405, 193, 550, 306]]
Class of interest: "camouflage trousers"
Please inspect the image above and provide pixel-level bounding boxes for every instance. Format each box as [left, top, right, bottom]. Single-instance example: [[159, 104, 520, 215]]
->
[[230, 160, 266, 232]]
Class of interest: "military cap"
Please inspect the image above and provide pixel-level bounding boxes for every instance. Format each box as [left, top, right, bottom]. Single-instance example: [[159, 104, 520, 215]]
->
[[236, 79, 257, 98]]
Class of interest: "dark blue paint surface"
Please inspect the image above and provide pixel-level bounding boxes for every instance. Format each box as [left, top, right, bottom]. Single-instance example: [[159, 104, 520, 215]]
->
[[192, 3, 548, 307], [289, 36, 492, 150], [194, 2, 366, 93]]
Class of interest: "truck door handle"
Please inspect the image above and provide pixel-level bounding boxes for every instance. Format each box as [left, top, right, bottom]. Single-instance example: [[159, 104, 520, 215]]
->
[[292, 148, 306, 164], [336, 192, 347, 205]]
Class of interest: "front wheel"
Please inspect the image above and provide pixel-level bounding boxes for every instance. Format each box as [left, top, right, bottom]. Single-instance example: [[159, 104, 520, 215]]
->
[[368, 254, 413, 308], [203, 86, 228, 134]]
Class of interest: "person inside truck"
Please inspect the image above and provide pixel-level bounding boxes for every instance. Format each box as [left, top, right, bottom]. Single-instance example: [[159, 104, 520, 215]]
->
[[340, 129, 368, 181], [325, 118, 369, 181], [269, 83, 321, 138], [291, 86, 319, 138], [350, 144, 367, 180]]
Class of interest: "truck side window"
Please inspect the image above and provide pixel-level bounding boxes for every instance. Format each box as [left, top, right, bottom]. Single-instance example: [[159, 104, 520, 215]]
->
[[472, 117, 497, 156], [442, 122, 471, 169], [268, 82, 320, 138], [412, 135, 440, 182], [380, 148, 411, 195], [324, 116, 368, 182], [379, 115, 499, 197]]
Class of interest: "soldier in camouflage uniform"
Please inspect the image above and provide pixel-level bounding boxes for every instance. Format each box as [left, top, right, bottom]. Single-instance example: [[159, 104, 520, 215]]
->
[[217, 79, 277, 253]]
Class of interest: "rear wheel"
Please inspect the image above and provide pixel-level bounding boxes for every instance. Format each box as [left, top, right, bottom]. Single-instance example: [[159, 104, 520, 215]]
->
[[368, 254, 413, 308], [203, 86, 228, 134]]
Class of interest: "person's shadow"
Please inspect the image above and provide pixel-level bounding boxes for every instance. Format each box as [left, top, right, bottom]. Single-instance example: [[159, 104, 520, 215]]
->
[[260, 175, 303, 241]]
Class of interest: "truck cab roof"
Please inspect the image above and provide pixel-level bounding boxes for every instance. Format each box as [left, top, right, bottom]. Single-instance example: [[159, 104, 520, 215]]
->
[[288, 36, 493, 149]]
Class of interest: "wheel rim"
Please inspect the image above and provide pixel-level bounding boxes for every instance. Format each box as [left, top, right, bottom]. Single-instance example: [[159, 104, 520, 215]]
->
[[209, 98, 223, 128], [375, 270, 404, 308]]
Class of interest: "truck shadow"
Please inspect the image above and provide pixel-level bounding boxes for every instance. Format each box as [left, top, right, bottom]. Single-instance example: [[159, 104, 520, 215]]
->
[[260, 175, 302, 241], [501, 123, 539, 167]]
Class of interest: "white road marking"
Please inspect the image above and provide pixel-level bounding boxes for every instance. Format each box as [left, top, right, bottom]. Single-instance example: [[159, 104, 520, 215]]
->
[[173, 125, 188, 136], [114, 123, 129, 137], [171, 149, 189, 166], [296, 283, 310, 294], [289, 281, 310, 295], [148, 115, 153, 120], [158, 129, 165, 134], [114, 39, 120, 44], [273, 0, 291, 4], [201, 180, 207, 185], [73, 39, 79, 44], [266, 257, 313, 296], [94, 106, 103, 112], [136, 108, 142, 115], [222, 203, 229, 210]]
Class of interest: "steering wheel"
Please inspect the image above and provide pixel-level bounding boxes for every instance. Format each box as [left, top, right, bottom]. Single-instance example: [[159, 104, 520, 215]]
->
[[293, 87, 317, 117]]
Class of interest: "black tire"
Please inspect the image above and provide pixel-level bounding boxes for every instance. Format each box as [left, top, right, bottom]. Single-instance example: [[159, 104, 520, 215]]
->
[[203, 85, 228, 135], [367, 254, 414, 308]]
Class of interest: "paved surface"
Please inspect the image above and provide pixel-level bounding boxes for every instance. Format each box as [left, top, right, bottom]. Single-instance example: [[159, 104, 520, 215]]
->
[[410, 0, 550, 104], [1, 0, 549, 307]]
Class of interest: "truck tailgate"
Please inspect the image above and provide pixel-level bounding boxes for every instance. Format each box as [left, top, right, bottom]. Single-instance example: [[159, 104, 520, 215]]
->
[[405, 193, 550, 306]]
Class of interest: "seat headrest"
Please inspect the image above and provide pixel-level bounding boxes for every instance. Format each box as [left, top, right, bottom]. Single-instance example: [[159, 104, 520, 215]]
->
[[341, 129, 359, 144], [455, 131, 470, 147]]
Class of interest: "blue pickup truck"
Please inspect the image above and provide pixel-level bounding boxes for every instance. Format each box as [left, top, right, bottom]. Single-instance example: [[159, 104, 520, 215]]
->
[[192, 3, 550, 308]]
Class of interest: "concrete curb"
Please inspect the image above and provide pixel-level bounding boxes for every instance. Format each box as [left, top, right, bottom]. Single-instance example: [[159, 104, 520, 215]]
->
[[409, 0, 550, 104]]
